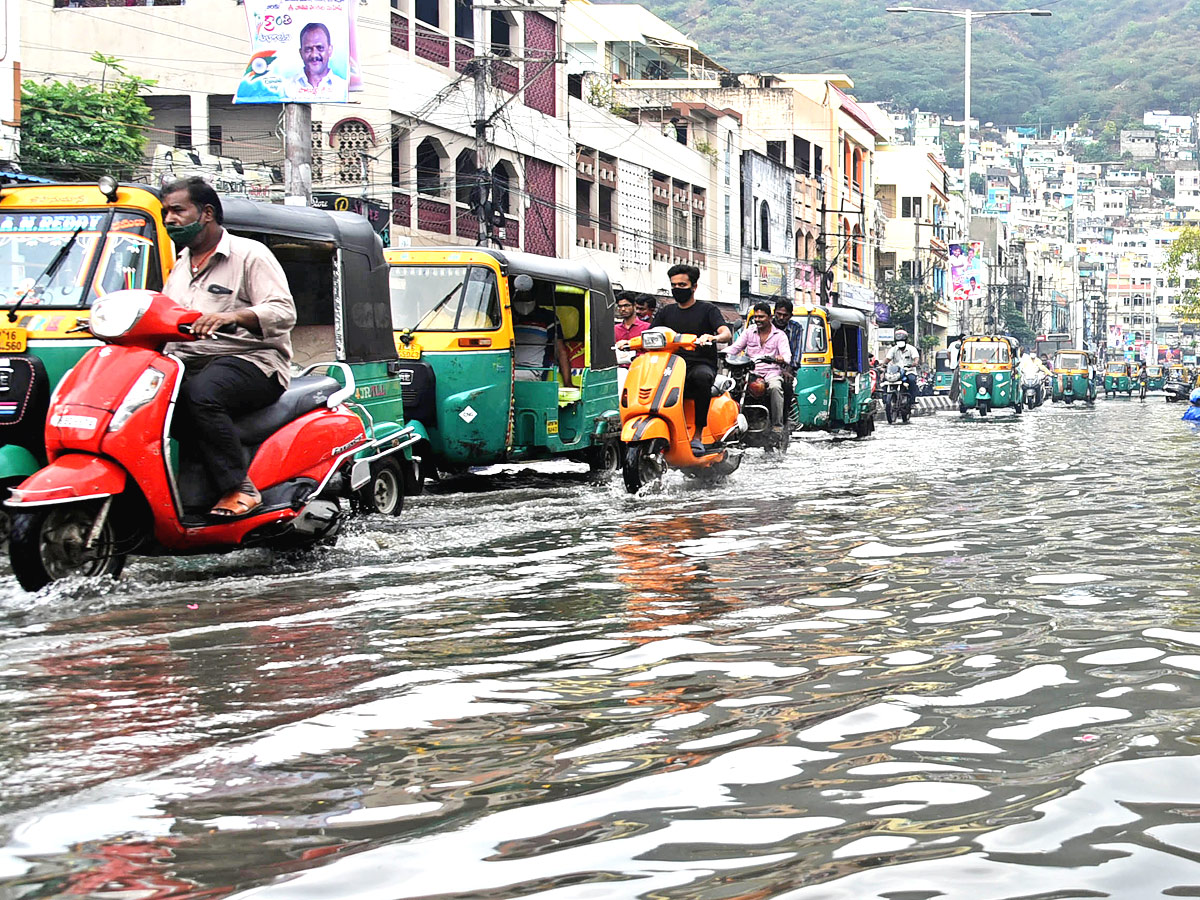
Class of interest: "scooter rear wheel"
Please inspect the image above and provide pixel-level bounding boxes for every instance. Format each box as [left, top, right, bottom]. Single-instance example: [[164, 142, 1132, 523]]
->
[[622, 440, 665, 494], [10, 503, 126, 592]]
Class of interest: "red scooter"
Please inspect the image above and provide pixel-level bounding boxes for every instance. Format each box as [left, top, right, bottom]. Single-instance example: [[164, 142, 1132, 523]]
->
[[7, 290, 379, 591]]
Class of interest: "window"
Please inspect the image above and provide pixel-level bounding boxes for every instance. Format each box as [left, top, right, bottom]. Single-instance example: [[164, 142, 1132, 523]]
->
[[597, 185, 614, 232], [576, 179, 592, 227], [390, 125, 405, 186], [331, 120, 373, 183], [673, 207, 688, 247], [653, 201, 669, 242], [415, 0, 438, 27], [759, 201, 770, 252], [456, 149, 478, 205], [492, 161, 514, 215], [174, 124, 192, 149], [767, 140, 785, 165], [795, 137, 811, 176], [208, 125, 223, 157], [491, 11, 514, 56], [901, 196, 922, 219], [568, 73, 583, 99], [454, 0, 472, 38], [416, 137, 445, 196], [724, 195, 731, 254], [692, 214, 704, 251], [813, 145, 823, 176], [724, 132, 732, 187]]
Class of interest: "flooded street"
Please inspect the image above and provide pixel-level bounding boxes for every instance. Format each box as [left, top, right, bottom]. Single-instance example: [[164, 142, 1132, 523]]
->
[[3, 397, 1200, 899]]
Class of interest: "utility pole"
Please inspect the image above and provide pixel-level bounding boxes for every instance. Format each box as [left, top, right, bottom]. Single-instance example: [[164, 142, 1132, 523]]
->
[[471, 3, 492, 246], [283, 103, 313, 206]]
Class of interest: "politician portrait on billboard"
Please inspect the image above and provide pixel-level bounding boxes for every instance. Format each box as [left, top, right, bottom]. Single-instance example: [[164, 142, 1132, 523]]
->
[[234, 0, 361, 104], [948, 241, 986, 305]]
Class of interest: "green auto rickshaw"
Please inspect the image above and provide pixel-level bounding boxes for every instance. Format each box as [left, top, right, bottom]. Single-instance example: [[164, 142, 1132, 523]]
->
[[957, 335, 1020, 416], [221, 199, 422, 514], [933, 349, 954, 394], [790, 305, 874, 438], [1050, 348, 1096, 405], [384, 247, 621, 479], [1145, 364, 1166, 392], [1103, 360, 1133, 397]]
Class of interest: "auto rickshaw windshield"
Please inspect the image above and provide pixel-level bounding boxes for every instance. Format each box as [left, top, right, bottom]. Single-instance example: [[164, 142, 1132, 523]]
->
[[0, 210, 159, 308], [389, 265, 502, 331], [1056, 352, 1087, 370], [963, 342, 1010, 365], [1106, 362, 1127, 374], [802, 316, 828, 353]]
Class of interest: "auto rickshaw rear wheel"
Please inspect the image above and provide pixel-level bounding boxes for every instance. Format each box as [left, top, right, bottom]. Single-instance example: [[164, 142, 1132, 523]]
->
[[588, 440, 620, 475], [359, 459, 405, 516]]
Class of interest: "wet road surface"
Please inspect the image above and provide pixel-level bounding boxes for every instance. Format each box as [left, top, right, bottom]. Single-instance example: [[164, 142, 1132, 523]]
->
[[2, 396, 1199, 899]]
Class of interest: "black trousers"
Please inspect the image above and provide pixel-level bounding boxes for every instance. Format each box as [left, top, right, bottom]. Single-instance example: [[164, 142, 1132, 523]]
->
[[175, 357, 284, 497], [684, 362, 717, 434]]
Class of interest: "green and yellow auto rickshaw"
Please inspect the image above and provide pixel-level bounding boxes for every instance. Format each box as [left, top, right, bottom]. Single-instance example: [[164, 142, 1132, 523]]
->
[[1145, 364, 1166, 392], [933, 349, 954, 394], [221, 199, 422, 513], [0, 180, 176, 536], [384, 247, 621, 479], [1050, 348, 1096, 405], [790, 305, 874, 438], [1165, 364, 1191, 402], [1103, 360, 1133, 397], [957, 335, 1020, 416]]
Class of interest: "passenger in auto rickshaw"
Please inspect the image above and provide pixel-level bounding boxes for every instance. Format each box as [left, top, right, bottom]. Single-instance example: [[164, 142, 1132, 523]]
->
[[514, 284, 574, 386]]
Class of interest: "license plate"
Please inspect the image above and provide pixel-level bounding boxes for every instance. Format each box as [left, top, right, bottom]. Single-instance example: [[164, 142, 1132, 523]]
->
[[397, 345, 421, 360], [0, 328, 26, 353]]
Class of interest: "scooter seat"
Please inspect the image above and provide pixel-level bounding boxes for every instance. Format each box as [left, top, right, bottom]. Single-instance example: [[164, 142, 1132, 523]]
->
[[232, 375, 341, 445]]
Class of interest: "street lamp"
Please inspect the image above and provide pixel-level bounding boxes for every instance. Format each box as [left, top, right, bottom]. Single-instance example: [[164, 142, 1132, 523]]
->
[[887, 6, 1051, 330]]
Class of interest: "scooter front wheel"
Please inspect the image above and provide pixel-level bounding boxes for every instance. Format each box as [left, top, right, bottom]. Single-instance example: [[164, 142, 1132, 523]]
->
[[622, 440, 665, 494], [10, 502, 126, 592]]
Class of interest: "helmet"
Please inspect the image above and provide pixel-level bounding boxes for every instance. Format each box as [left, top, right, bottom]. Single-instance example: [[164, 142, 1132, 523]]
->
[[1190, 388, 1200, 405], [895, 330, 909, 343]]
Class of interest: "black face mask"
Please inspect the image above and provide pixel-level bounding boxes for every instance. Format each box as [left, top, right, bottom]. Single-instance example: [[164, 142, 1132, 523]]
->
[[671, 287, 693, 303]]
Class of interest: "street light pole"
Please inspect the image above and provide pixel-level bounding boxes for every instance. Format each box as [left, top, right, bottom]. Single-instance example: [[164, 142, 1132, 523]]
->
[[887, 5, 1051, 334]]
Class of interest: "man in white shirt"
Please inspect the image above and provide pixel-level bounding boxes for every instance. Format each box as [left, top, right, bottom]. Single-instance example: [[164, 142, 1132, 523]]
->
[[288, 22, 348, 101], [885, 330, 920, 405]]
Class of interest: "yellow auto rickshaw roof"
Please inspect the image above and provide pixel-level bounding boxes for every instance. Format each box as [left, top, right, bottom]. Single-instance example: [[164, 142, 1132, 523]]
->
[[0, 182, 163, 212]]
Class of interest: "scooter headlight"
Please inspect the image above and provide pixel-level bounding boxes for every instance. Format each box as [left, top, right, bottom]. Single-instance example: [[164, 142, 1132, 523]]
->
[[108, 367, 166, 432], [640, 330, 666, 350], [91, 291, 153, 339]]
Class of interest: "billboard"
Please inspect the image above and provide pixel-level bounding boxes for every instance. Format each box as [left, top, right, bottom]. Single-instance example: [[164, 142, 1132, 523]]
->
[[948, 241, 986, 306], [234, 0, 361, 104]]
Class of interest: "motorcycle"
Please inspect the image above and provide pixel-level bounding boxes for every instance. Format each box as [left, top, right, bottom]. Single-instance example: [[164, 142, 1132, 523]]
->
[[883, 363, 913, 424], [1021, 373, 1046, 410], [6, 289, 411, 592], [916, 370, 935, 396], [724, 352, 788, 454], [619, 327, 745, 493]]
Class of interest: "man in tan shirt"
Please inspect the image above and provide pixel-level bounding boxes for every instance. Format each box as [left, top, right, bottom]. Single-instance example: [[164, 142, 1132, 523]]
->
[[161, 177, 296, 518]]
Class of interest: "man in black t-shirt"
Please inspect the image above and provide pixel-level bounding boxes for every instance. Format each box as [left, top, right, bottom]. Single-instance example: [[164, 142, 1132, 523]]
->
[[652, 264, 732, 453]]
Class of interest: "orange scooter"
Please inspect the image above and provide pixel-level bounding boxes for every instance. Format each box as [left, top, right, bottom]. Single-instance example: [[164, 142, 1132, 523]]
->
[[619, 328, 745, 493]]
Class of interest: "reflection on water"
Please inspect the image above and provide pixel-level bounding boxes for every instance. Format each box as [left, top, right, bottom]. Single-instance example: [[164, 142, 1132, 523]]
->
[[1, 400, 1200, 898]]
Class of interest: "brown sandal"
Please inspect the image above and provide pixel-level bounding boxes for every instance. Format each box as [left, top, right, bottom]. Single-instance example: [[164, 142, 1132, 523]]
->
[[209, 489, 262, 518]]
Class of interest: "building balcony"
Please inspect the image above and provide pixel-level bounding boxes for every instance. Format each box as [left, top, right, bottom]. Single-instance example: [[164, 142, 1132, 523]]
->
[[390, 11, 409, 51]]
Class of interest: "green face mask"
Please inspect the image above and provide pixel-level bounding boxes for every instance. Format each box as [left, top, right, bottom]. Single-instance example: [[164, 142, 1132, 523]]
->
[[166, 220, 204, 249]]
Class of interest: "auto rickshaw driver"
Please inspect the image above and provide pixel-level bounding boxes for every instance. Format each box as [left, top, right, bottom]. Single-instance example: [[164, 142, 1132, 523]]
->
[[512, 277, 574, 387]]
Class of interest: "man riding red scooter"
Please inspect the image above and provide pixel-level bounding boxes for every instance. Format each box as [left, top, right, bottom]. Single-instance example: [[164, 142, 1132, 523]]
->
[[5, 289, 388, 591]]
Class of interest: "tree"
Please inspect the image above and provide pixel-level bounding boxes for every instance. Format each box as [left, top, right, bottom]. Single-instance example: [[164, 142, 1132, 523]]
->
[[969, 173, 986, 196], [879, 277, 938, 340], [942, 132, 963, 170], [1166, 226, 1200, 324], [1001, 300, 1036, 347], [20, 54, 155, 181]]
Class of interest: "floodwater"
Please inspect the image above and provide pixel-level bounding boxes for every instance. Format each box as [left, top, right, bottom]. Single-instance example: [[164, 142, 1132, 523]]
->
[[2, 396, 1200, 899]]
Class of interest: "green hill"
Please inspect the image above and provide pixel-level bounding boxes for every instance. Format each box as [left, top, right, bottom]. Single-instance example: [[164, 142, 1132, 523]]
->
[[628, 0, 1200, 128]]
